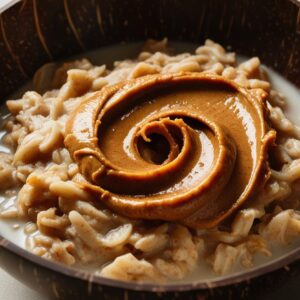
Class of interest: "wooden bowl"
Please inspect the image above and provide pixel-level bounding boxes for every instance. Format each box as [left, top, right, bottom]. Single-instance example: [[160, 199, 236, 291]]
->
[[1, 1, 300, 299]]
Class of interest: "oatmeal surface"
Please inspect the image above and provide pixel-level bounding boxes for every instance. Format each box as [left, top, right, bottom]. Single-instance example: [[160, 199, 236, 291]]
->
[[1, 40, 300, 283]]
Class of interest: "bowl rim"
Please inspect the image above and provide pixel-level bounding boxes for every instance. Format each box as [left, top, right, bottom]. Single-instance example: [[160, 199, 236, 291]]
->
[[1, 233, 300, 292]]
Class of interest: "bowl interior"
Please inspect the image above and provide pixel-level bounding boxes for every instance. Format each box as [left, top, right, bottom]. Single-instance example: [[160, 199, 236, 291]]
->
[[0, 0, 299, 100]]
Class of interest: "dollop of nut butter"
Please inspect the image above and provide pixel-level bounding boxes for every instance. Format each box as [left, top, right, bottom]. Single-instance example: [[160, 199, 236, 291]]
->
[[65, 73, 276, 228]]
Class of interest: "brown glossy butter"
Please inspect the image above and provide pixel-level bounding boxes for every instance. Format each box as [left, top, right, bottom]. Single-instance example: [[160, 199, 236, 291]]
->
[[64, 73, 276, 228]]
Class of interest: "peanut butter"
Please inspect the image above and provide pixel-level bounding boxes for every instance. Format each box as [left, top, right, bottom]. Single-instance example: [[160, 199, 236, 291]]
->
[[65, 73, 275, 228]]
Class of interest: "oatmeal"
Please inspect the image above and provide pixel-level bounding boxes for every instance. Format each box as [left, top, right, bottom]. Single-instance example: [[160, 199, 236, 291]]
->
[[0, 39, 300, 283]]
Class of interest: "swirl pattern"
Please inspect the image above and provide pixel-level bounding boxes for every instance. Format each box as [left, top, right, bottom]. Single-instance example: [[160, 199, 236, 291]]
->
[[65, 73, 275, 228]]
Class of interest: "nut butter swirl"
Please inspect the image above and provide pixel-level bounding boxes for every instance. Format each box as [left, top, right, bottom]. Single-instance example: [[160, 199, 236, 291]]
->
[[65, 73, 275, 228]]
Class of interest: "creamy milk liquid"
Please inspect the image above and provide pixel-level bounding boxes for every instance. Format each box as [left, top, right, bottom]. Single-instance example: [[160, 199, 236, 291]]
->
[[1, 41, 300, 284]]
